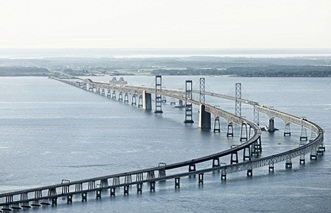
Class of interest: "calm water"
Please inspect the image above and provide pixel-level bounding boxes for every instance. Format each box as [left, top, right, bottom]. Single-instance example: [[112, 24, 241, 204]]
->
[[0, 76, 330, 212]]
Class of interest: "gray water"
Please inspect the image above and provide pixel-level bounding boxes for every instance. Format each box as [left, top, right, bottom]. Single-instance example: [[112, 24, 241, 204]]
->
[[0, 76, 330, 212]]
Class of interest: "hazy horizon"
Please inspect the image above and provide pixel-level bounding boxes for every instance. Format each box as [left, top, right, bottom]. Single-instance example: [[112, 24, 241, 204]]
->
[[1, 48, 331, 58], [1, 0, 330, 49]]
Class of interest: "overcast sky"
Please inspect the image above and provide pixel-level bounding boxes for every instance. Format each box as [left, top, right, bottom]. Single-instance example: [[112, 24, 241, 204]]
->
[[0, 0, 330, 49]]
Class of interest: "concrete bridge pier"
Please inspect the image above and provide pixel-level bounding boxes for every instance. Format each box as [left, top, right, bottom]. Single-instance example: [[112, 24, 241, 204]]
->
[[124, 93, 129, 104], [142, 91, 152, 111], [310, 147, 317, 160], [284, 123, 291, 136], [285, 158, 292, 169], [268, 118, 278, 132], [213, 116, 220, 133], [300, 126, 308, 141], [199, 104, 211, 130], [221, 164, 227, 180], [118, 92, 123, 102], [247, 167, 253, 177], [227, 122, 234, 137], [131, 94, 137, 106], [240, 122, 248, 142], [138, 95, 143, 108], [243, 146, 251, 161], [198, 173, 204, 184], [269, 163, 274, 173], [230, 146, 238, 164], [31, 191, 42, 207], [300, 153, 305, 164], [212, 157, 220, 167], [107, 89, 111, 98], [175, 178, 180, 189], [112, 91, 116, 99]]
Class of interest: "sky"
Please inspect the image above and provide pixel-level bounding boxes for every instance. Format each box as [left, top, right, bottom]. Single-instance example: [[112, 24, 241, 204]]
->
[[0, 0, 330, 49]]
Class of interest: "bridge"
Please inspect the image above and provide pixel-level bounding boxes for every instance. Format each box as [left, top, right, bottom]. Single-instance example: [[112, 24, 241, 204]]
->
[[0, 76, 325, 211]]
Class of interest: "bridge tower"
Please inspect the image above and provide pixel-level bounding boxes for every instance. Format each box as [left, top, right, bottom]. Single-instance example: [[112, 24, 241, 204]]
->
[[198, 77, 211, 130], [154, 75, 163, 113], [184, 80, 194, 123], [199, 77, 205, 103], [253, 105, 259, 126], [235, 83, 241, 117]]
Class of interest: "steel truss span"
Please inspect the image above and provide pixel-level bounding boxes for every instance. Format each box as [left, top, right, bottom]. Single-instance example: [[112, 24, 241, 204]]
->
[[0, 77, 325, 211]]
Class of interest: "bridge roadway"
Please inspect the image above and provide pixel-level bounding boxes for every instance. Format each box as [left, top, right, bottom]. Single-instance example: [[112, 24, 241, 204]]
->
[[0, 78, 325, 211]]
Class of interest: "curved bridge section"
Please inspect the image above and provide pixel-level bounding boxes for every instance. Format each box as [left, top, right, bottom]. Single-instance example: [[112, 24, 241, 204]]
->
[[0, 77, 325, 211]]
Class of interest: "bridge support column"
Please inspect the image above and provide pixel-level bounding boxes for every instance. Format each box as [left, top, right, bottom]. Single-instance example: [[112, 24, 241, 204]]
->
[[51, 197, 57, 206], [124, 185, 129, 195], [107, 89, 111, 98], [235, 83, 241, 117], [110, 188, 116, 197], [269, 163, 274, 173], [285, 159, 292, 169], [268, 118, 277, 133], [132, 94, 137, 106], [253, 136, 262, 154], [213, 116, 220, 133], [310, 147, 317, 160], [300, 154, 305, 164], [284, 123, 291, 136], [67, 195, 73, 203], [138, 95, 143, 108], [158, 163, 166, 178], [240, 122, 248, 142], [154, 75, 163, 113], [317, 144, 326, 155], [198, 173, 204, 184], [230, 146, 238, 164], [184, 80, 194, 123], [118, 92, 123, 102], [243, 146, 251, 161], [227, 122, 233, 137], [101, 88, 105, 96], [82, 192, 87, 202], [20, 193, 30, 208], [149, 181, 155, 192], [112, 91, 116, 99], [300, 126, 308, 141], [221, 168, 227, 181], [253, 106, 259, 125], [124, 93, 129, 104], [31, 191, 42, 207], [137, 183, 143, 194], [199, 104, 211, 130], [142, 91, 152, 111], [175, 177, 180, 189], [247, 168, 253, 177], [212, 157, 220, 168]]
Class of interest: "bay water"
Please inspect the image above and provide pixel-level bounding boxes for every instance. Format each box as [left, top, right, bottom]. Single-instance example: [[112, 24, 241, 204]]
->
[[0, 76, 330, 212]]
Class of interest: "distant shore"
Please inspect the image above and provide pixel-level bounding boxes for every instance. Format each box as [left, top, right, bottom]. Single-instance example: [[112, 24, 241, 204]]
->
[[0, 54, 330, 77]]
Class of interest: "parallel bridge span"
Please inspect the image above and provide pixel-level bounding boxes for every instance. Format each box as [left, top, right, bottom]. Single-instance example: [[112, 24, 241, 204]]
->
[[0, 77, 324, 211]]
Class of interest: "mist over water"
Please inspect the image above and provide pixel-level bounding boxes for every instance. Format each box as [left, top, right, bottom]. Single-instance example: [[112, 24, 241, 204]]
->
[[0, 76, 330, 212], [1, 48, 331, 59]]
